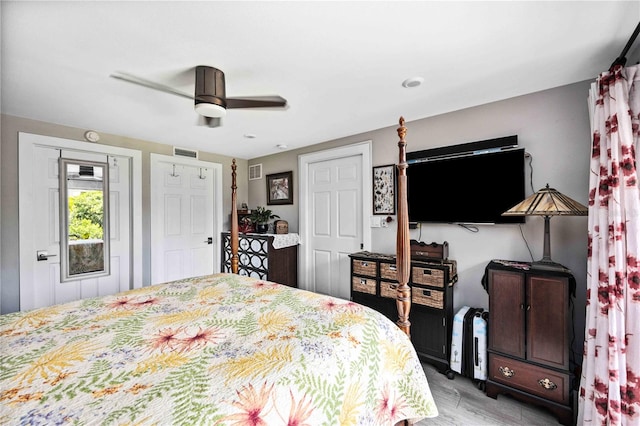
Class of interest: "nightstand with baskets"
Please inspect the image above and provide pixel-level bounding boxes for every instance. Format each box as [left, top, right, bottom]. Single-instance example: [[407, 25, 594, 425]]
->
[[349, 251, 457, 377]]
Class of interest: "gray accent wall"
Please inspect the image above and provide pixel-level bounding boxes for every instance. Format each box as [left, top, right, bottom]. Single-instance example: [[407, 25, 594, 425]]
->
[[249, 80, 592, 361]]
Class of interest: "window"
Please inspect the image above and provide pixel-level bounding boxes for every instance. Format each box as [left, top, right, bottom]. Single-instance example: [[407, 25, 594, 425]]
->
[[59, 158, 110, 282]]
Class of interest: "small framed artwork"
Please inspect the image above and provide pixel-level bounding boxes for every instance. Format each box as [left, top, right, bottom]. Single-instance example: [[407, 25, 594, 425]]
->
[[266, 171, 293, 205], [372, 164, 396, 215]]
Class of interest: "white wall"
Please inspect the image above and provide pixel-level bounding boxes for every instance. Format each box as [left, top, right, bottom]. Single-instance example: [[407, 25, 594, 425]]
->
[[250, 80, 592, 361]]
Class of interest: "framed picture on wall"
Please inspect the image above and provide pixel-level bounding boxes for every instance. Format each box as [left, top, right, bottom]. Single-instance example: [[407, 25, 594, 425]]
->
[[373, 164, 396, 215], [266, 171, 293, 205]]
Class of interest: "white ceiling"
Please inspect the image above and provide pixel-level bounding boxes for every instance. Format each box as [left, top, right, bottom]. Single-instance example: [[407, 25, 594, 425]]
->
[[2, 1, 639, 160]]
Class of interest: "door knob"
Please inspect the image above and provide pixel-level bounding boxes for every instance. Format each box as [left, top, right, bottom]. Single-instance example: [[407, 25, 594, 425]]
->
[[37, 250, 57, 261], [204, 237, 213, 245]]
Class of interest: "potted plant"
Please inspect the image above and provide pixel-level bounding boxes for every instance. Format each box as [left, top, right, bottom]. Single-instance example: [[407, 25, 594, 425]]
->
[[249, 206, 279, 234]]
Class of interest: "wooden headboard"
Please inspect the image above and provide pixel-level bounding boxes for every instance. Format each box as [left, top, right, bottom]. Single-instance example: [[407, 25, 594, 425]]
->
[[228, 117, 412, 337]]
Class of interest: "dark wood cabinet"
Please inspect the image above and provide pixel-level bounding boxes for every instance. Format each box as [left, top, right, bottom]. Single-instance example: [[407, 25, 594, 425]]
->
[[221, 232, 298, 288], [485, 260, 574, 425], [349, 251, 457, 377]]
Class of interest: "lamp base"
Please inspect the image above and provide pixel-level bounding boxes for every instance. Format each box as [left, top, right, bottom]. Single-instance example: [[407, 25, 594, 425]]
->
[[530, 259, 571, 273]]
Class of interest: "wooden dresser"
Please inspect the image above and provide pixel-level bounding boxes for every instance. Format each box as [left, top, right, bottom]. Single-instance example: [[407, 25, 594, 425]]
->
[[220, 232, 298, 288], [484, 260, 575, 425], [349, 251, 457, 377]]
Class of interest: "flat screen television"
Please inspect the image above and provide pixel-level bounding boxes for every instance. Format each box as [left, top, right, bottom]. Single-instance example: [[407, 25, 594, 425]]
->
[[406, 147, 526, 224]]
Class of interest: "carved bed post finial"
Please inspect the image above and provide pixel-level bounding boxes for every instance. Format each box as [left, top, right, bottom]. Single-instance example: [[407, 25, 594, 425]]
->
[[395, 116, 411, 337], [398, 116, 406, 139], [231, 159, 239, 274]]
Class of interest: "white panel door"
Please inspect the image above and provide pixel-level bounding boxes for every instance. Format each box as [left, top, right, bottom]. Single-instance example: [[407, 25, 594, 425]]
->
[[307, 155, 363, 299], [20, 146, 131, 310], [150, 155, 221, 284]]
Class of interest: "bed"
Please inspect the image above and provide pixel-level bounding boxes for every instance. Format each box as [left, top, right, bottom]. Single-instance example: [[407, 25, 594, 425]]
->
[[0, 117, 436, 425]]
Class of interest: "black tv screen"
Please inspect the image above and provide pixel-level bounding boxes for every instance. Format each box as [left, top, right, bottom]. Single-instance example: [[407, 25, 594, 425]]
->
[[406, 148, 525, 224]]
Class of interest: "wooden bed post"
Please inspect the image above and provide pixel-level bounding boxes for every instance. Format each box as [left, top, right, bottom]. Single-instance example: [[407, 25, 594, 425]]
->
[[230, 159, 239, 274], [395, 117, 411, 337]]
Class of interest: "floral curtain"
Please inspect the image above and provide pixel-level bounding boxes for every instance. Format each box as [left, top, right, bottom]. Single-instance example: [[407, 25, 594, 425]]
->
[[579, 64, 640, 425]]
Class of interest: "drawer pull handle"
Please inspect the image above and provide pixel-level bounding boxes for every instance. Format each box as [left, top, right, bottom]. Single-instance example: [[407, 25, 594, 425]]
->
[[389, 265, 397, 271], [423, 270, 432, 275], [538, 378, 557, 390], [499, 366, 514, 378], [360, 279, 367, 285], [362, 262, 368, 267], [422, 289, 431, 297]]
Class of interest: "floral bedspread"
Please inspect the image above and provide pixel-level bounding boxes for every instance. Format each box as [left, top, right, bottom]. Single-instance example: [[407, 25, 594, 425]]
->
[[0, 273, 437, 425]]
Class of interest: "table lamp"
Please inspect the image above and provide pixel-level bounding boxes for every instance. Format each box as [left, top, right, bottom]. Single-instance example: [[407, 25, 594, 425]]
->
[[502, 184, 588, 271]]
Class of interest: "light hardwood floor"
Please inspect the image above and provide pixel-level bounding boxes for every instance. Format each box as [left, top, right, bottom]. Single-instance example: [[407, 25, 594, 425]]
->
[[417, 362, 566, 425]]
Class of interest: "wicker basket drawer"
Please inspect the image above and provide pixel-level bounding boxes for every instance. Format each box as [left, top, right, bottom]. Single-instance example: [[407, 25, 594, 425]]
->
[[352, 276, 376, 295], [380, 262, 398, 281], [380, 280, 398, 299], [489, 353, 570, 405], [352, 259, 377, 277], [443, 259, 457, 278], [412, 266, 445, 288], [411, 286, 444, 309], [413, 260, 457, 281]]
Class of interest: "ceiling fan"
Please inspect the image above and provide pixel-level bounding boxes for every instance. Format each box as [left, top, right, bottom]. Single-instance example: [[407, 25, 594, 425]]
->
[[110, 66, 287, 126]]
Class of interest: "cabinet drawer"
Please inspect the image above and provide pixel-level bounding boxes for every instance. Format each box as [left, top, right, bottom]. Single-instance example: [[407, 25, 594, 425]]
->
[[380, 262, 398, 281], [352, 276, 376, 295], [352, 259, 377, 277], [489, 353, 570, 404], [380, 280, 398, 299], [412, 266, 445, 288], [412, 286, 444, 309]]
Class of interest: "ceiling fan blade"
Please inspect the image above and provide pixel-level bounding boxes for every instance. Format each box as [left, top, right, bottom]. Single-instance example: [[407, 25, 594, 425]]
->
[[110, 71, 194, 100], [225, 96, 287, 109]]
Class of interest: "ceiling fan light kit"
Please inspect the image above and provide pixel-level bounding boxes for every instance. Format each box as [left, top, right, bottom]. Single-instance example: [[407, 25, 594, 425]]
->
[[195, 102, 227, 118]]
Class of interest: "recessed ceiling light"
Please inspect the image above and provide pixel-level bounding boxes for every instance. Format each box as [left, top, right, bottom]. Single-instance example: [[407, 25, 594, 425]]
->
[[244, 133, 257, 139], [402, 77, 424, 88], [276, 144, 288, 150]]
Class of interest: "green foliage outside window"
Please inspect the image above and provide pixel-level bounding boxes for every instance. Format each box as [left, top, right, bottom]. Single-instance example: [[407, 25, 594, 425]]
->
[[68, 191, 104, 240]]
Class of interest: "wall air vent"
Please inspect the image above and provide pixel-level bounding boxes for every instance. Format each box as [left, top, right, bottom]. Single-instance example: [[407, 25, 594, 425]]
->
[[173, 147, 199, 159], [249, 164, 262, 180]]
